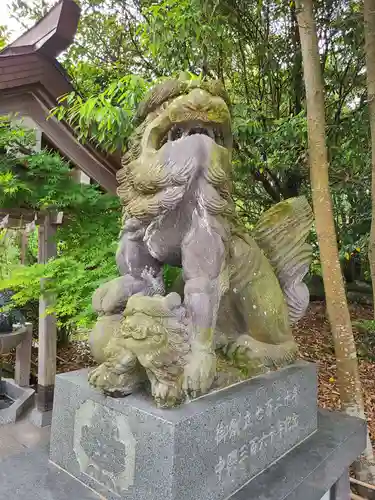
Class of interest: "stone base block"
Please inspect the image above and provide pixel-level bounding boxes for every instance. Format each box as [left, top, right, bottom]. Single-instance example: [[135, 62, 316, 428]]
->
[[0, 409, 365, 500], [0, 378, 35, 425], [50, 361, 317, 500], [0, 328, 28, 354], [28, 407, 52, 428]]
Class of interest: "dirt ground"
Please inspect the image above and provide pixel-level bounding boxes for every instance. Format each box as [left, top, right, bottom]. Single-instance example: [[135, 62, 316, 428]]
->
[[293, 301, 375, 443]]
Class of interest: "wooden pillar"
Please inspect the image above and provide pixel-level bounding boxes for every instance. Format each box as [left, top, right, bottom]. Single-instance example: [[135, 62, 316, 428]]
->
[[72, 168, 90, 185], [36, 214, 57, 412], [20, 230, 28, 265]]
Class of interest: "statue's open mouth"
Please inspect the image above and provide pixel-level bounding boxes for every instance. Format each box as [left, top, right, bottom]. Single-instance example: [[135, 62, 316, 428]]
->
[[141, 88, 232, 153], [164, 121, 225, 146]]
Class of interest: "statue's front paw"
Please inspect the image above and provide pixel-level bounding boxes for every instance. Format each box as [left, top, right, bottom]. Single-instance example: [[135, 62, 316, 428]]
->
[[88, 362, 144, 396], [183, 350, 216, 398], [152, 381, 183, 408], [88, 363, 110, 391], [92, 275, 139, 315], [88, 363, 131, 395]]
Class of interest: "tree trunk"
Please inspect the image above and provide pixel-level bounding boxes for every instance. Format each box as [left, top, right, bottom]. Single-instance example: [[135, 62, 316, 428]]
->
[[290, 2, 303, 115], [364, 0, 375, 319], [296, 0, 375, 487]]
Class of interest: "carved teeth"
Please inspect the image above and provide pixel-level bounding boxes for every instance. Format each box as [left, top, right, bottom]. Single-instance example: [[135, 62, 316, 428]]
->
[[166, 123, 221, 145]]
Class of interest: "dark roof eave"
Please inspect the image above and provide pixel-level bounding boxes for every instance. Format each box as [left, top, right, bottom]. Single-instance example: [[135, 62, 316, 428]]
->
[[0, 0, 81, 60], [0, 0, 121, 194]]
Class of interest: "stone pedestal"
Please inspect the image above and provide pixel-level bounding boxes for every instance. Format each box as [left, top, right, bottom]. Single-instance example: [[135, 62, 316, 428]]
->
[[0, 407, 364, 500], [50, 361, 317, 500], [0, 324, 34, 425], [0, 378, 34, 424]]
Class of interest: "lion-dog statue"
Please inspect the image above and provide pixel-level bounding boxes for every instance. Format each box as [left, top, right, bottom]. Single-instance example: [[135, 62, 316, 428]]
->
[[88, 78, 314, 407]]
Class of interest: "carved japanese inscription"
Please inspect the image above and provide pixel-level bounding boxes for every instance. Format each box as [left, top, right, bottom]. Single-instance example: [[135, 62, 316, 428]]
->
[[213, 384, 301, 484]]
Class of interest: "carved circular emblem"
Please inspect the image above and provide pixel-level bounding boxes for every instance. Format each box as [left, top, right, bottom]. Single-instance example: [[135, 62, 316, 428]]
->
[[73, 400, 136, 496]]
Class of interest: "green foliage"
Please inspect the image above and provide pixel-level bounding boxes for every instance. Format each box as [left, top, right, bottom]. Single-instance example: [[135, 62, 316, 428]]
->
[[232, 111, 309, 224], [1, 234, 118, 329], [0, 230, 19, 281], [163, 265, 182, 293], [0, 119, 114, 211], [0, 117, 121, 329], [139, 0, 231, 76], [0, 25, 8, 50], [50, 75, 150, 153], [353, 319, 375, 333], [9, 0, 50, 21]]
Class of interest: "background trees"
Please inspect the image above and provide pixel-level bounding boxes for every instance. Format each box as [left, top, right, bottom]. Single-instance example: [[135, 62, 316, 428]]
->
[[297, 0, 375, 484], [0, 119, 120, 332], [0, 0, 373, 330], [2, 0, 375, 487]]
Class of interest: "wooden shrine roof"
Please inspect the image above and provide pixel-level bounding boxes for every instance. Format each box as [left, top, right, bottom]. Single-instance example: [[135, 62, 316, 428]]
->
[[0, 0, 121, 194]]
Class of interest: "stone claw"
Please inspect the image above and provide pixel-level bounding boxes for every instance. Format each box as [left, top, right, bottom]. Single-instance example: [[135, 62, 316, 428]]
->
[[88, 363, 109, 389], [88, 362, 143, 396], [182, 350, 217, 398], [152, 381, 183, 408]]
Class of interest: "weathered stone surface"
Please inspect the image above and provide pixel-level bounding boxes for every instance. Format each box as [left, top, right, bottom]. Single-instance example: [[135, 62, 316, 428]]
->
[[92, 276, 133, 315], [0, 328, 28, 354], [231, 409, 365, 500], [0, 290, 25, 333], [0, 378, 34, 424], [89, 78, 314, 407], [0, 408, 365, 500], [88, 313, 122, 364], [29, 407, 53, 428], [50, 361, 317, 500]]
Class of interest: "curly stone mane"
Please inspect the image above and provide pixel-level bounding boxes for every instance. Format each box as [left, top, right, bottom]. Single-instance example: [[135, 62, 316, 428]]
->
[[116, 79, 235, 223], [88, 77, 314, 407]]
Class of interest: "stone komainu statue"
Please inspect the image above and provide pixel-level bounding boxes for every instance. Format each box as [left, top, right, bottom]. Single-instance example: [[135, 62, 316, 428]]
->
[[88, 78, 314, 407]]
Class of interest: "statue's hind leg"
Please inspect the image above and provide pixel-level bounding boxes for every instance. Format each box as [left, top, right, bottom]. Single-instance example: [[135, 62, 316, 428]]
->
[[223, 335, 298, 374]]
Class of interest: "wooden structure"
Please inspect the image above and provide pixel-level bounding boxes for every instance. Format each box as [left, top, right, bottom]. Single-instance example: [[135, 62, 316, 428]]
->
[[0, 0, 122, 421], [0, 0, 121, 193], [1, 210, 63, 417]]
